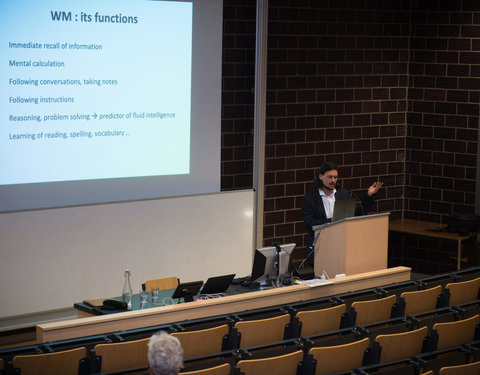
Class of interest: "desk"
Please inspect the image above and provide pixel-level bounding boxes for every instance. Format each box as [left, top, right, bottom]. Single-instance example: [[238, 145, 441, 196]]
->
[[75, 294, 149, 318], [389, 219, 471, 271], [38, 266, 410, 343], [74, 284, 251, 318]]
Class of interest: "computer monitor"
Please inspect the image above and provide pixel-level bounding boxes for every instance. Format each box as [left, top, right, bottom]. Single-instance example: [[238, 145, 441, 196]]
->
[[201, 273, 235, 294], [251, 243, 296, 284], [171, 280, 203, 302]]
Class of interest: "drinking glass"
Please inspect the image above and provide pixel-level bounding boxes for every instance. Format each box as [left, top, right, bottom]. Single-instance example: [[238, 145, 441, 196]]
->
[[140, 290, 148, 308], [151, 288, 160, 303]]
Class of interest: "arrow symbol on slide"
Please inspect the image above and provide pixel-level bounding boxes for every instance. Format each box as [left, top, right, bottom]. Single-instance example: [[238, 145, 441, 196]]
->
[[92, 113, 97, 119]]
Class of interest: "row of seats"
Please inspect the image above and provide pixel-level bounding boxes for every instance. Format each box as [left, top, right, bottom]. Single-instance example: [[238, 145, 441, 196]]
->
[[292, 272, 480, 316], [5, 300, 480, 374], [289, 275, 480, 336], [2, 267, 480, 374], [356, 337, 480, 375], [179, 313, 480, 375], [9, 314, 480, 375]]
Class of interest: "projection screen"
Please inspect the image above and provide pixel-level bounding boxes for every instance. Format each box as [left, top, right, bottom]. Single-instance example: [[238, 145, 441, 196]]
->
[[0, 0, 222, 212]]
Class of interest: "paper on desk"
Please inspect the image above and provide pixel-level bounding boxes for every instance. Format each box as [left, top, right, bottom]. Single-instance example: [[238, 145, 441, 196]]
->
[[295, 279, 333, 287], [83, 298, 107, 307]]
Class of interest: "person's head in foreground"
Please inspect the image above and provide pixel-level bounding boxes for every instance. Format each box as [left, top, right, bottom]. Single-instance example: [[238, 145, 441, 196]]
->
[[148, 331, 184, 375]]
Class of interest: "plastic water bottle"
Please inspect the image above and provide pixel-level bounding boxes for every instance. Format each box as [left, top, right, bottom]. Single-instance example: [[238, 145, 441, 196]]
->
[[122, 269, 133, 310]]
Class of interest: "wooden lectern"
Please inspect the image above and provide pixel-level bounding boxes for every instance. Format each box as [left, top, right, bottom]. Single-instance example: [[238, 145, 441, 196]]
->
[[313, 213, 389, 278]]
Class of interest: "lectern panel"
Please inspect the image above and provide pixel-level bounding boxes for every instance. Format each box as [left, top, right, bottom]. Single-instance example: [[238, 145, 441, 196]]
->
[[314, 213, 389, 278]]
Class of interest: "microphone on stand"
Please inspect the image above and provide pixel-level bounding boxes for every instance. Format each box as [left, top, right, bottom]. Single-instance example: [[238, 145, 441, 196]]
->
[[295, 232, 319, 280]]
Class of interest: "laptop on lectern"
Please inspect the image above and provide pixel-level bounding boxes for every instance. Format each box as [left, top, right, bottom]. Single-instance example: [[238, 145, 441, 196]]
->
[[332, 198, 356, 222]]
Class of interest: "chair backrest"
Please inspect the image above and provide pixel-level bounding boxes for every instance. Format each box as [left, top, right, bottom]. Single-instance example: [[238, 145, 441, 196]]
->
[[296, 304, 346, 336], [400, 285, 442, 315], [181, 363, 231, 375], [171, 324, 229, 358], [445, 276, 480, 306], [94, 337, 149, 372], [376, 326, 428, 363], [433, 314, 480, 350], [144, 276, 179, 292], [234, 314, 290, 348], [309, 337, 370, 375], [12, 347, 87, 375], [236, 349, 304, 375], [439, 360, 480, 375], [351, 295, 396, 326]]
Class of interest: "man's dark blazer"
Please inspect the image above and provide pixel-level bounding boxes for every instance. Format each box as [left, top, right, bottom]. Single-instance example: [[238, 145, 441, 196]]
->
[[301, 187, 375, 250]]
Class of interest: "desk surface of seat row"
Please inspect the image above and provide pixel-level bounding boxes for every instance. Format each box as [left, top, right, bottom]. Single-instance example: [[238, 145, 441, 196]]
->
[[37, 267, 412, 343]]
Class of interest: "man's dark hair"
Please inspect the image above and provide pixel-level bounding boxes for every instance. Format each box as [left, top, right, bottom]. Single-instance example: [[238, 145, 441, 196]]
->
[[314, 161, 338, 187]]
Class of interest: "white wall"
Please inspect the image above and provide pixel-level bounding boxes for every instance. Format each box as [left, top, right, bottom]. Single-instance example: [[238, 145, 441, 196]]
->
[[0, 190, 254, 319]]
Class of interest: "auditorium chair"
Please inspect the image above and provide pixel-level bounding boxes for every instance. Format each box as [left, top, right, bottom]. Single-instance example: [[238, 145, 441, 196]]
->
[[234, 314, 291, 348], [143, 276, 179, 292], [439, 360, 480, 375], [445, 276, 480, 306], [181, 363, 231, 375], [12, 347, 88, 375], [309, 337, 370, 375], [360, 314, 414, 339], [94, 337, 149, 372], [413, 338, 480, 374], [380, 280, 426, 299], [400, 285, 444, 316], [375, 326, 428, 363], [351, 295, 397, 325], [235, 349, 304, 375], [296, 304, 346, 336], [328, 288, 387, 307], [431, 314, 480, 350], [171, 324, 230, 358]]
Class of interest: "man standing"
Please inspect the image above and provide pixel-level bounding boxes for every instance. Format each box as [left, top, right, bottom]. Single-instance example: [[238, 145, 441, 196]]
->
[[301, 161, 383, 264]]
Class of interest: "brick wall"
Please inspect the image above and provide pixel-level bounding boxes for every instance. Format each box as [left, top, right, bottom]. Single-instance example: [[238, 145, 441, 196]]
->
[[221, 1, 256, 190], [221, 0, 479, 264], [264, 0, 411, 255], [401, 0, 480, 273], [406, 0, 479, 222]]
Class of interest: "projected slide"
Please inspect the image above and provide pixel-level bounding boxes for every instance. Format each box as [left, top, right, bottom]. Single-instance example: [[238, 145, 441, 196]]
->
[[1, 0, 192, 185]]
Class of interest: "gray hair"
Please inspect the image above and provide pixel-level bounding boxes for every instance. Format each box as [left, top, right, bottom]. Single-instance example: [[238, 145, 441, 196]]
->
[[148, 331, 183, 375]]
